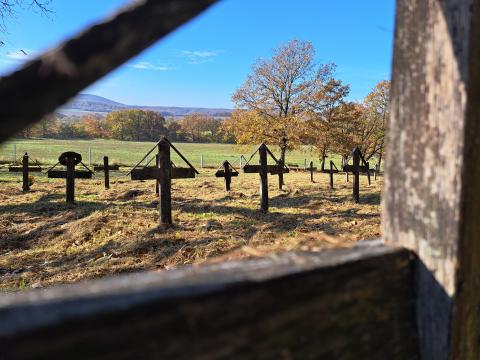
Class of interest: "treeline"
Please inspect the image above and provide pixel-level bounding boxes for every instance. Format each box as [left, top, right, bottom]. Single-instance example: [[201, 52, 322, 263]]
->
[[18, 110, 229, 143]]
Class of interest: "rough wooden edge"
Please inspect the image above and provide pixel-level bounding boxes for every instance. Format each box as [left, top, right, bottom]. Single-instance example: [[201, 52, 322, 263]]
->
[[0, 0, 218, 142], [0, 242, 419, 359]]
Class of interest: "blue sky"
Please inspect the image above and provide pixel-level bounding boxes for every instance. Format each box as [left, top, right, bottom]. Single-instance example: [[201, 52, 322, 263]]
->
[[0, 0, 395, 108]]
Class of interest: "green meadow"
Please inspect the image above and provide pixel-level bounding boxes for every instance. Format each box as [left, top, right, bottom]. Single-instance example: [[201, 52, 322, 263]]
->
[[0, 138, 343, 168]]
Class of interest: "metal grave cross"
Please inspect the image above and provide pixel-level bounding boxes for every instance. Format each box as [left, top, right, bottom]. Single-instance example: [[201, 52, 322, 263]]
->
[[8, 152, 42, 192], [342, 147, 370, 203], [94, 156, 120, 190], [47, 152, 94, 204], [215, 161, 239, 191], [243, 143, 289, 213], [129, 137, 199, 226]]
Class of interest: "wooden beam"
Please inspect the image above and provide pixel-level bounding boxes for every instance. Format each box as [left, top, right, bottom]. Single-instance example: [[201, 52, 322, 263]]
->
[[342, 165, 369, 173], [214, 170, 239, 178], [131, 167, 195, 180], [158, 139, 172, 225], [383, 1, 480, 358], [243, 165, 290, 174], [0, 243, 418, 359], [0, 0, 217, 142], [103, 156, 109, 190], [93, 165, 119, 171], [329, 160, 334, 190], [22, 153, 29, 192], [8, 167, 42, 173], [259, 144, 268, 213], [47, 170, 92, 179], [352, 148, 360, 203]]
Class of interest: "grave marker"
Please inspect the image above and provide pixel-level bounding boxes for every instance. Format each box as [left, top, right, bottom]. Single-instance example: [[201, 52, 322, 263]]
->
[[8, 152, 42, 192], [129, 137, 198, 226], [215, 161, 238, 191], [243, 143, 289, 212], [321, 161, 339, 190], [342, 147, 369, 203], [93, 157, 119, 190], [47, 152, 93, 203], [310, 161, 314, 183]]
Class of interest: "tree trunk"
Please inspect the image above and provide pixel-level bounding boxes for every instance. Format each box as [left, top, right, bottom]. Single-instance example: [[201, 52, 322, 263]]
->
[[377, 145, 383, 168], [321, 147, 327, 171]]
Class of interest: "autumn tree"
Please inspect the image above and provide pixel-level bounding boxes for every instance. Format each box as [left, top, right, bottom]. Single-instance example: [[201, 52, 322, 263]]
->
[[105, 110, 167, 141], [328, 102, 366, 162], [362, 80, 390, 166], [304, 69, 350, 169], [180, 113, 221, 143], [327, 81, 390, 167], [82, 116, 108, 138], [232, 39, 324, 186]]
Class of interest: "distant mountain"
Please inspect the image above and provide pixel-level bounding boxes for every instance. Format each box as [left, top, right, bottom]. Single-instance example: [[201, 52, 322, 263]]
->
[[59, 94, 232, 118]]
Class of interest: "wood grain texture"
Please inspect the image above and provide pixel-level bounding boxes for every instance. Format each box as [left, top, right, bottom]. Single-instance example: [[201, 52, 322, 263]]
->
[[0, 242, 418, 360], [383, 0, 478, 358], [0, 0, 217, 142], [452, 1, 480, 358]]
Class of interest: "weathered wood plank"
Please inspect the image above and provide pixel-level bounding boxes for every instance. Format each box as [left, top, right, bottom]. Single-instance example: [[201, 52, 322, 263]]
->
[[158, 139, 172, 225], [342, 164, 368, 173], [47, 170, 92, 179], [8, 166, 42, 173], [214, 170, 239, 178], [0, 243, 418, 359], [383, 0, 479, 358], [93, 165, 119, 171], [0, 0, 218, 142], [243, 164, 290, 174], [259, 144, 268, 212], [131, 167, 195, 180]]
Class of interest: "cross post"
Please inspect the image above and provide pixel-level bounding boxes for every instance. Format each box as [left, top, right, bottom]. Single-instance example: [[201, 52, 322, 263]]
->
[[104, 156, 110, 190], [310, 161, 314, 183], [352, 147, 360, 203], [259, 144, 268, 213], [158, 139, 172, 225], [329, 161, 334, 190], [22, 153, 29, 192], [66, 155, 75, 204]]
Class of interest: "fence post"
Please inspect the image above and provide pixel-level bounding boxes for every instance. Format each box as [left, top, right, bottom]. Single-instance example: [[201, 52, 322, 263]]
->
[[240, 156, 243, 169], [13, 143, 16, 163], [304, 158, 307, 171], [88, 147, 92, 166], [200, 153, 203, 169], [155, 154, 159, 195]]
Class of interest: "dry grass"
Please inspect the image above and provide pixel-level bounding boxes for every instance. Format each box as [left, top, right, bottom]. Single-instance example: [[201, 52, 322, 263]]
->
[[0, 169, 383, 292]]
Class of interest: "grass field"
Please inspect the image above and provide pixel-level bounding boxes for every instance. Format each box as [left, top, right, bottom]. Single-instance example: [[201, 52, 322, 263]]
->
[[0, 138, 344, 169], [0, 167, 382, 291]]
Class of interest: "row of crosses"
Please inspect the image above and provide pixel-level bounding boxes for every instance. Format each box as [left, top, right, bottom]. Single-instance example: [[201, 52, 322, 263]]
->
[[7, 141, 375, 224]]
